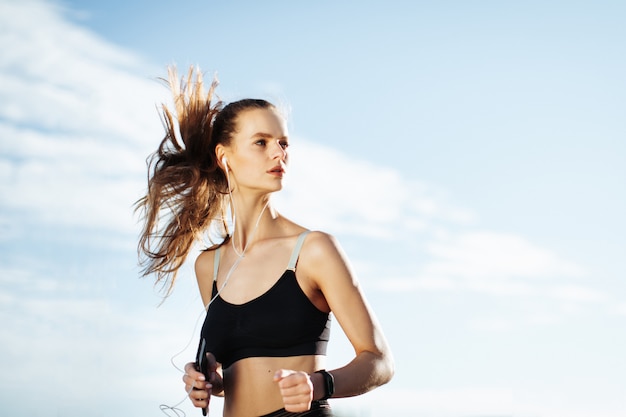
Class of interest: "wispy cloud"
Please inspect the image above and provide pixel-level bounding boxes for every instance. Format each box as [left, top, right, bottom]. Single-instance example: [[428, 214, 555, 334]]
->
[[336, 385, 626, 417], [1, 0, 475, 248], [335, 385, 514, 417], [374, 229, 618, 324], [425, 231, 584, 280], [0, 0, 165, 242], [0, 1, 177, 413], [276, 140, 475, 239], [377, 230, 589, 290]]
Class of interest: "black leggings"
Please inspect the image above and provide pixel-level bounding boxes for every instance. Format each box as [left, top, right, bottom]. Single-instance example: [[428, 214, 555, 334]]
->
[[259, 400, 333, 417]]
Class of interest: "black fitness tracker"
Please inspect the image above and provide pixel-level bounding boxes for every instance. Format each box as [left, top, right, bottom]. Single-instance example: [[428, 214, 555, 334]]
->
[[315, 370, 335, 400]]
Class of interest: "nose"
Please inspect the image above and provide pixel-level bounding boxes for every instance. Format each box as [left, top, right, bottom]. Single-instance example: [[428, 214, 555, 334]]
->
[[271, 139, 287, 160]]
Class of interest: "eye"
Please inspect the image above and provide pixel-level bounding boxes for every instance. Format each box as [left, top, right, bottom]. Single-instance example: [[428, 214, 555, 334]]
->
[[255, 139, 267, 146], [279, 140, 289, 150]]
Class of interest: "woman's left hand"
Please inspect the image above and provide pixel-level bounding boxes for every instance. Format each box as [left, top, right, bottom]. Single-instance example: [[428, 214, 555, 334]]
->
[[273, 369, 314, 412]]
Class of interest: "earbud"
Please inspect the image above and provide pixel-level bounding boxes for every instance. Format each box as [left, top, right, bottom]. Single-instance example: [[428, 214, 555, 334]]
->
[[222, 157, 228, 170]]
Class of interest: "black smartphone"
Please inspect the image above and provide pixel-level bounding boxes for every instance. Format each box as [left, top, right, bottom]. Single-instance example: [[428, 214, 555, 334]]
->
[[195, 337, 209, 416]]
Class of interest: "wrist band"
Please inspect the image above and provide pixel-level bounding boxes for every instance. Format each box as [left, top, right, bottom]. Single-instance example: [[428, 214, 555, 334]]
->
[[315, 370, 335, 400]]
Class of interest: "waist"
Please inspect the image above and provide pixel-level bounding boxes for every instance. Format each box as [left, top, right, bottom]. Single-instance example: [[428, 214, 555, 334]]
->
[[223, 355, 326, 417]]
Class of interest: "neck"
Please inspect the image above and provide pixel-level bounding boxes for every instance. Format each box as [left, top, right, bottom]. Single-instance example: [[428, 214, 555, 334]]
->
[[229, 194, 275, 254]]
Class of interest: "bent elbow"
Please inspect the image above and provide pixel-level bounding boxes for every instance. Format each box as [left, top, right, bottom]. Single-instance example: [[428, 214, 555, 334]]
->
[[381, 352, 395, 385], [371, 349, 394, 387]]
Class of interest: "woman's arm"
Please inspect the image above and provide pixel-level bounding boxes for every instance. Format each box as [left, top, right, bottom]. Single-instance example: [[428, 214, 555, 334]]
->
[[301, 231, 395, 398]]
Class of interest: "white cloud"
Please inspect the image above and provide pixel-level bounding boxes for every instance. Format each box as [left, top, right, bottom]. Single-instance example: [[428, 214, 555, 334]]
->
[[0, 259, 208, 414], [468, 316, 514, 332], [376, 231, 586, 296], [334, 385, 626, 417], [334, 385, 514, 417], [425, 231, 585, 280], [0, 0, 167, 241], [381, 275, 458, 292], [0, 0, 158, 137], [514, 388, 626, 417], [614, 303, 626, 316], [371, 231, 620, 324], [2, 0, 472, 247], [549, 284, 608, 303], [0, 3, 184, 413], [276, 140, 475, 239]]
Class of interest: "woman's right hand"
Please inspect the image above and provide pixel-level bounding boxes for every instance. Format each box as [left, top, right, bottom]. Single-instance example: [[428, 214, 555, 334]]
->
[[183, 353, 223, 409], [183, 361, 211, 410]]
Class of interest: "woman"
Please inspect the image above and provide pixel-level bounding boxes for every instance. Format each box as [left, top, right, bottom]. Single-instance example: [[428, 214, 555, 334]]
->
[[137, 67, 394, 417]]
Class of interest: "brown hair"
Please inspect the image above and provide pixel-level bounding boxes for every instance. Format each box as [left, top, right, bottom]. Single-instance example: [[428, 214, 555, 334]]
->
[[135, 66, 275, 295]]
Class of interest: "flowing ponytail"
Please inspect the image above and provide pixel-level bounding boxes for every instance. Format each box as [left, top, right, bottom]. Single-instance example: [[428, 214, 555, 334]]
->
[[136, 66, 278, 296], [135, 66, 228, 296]]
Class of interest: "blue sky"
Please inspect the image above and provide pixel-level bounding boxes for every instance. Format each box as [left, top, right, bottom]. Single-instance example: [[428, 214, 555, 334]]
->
[[0, 0, 624, 416]]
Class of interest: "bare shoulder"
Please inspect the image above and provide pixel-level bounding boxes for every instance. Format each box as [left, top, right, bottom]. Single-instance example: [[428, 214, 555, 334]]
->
[[195, 248, 216, 284], [301, 230, 343, 258], [195, 248, 220, 306], [299, 231, 355, 286]]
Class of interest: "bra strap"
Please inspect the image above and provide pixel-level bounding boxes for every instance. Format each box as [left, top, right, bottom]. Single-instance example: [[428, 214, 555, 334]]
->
[[287, 231, 311, 271], [213, 247, 221, 282]]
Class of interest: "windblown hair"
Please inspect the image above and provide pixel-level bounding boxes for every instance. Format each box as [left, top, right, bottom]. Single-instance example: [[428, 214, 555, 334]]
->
[[135, 66, 275, 296]]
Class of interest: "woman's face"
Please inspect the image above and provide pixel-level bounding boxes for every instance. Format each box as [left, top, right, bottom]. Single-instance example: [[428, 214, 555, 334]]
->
[[222, 107, 289, 194]]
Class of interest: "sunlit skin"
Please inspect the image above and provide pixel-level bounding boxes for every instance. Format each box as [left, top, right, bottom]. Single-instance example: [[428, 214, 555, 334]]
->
[[182, 108, 394, 417]]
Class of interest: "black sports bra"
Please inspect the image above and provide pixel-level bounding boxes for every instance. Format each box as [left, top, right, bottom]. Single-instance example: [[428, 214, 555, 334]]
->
[[198, 231, 331, 369]]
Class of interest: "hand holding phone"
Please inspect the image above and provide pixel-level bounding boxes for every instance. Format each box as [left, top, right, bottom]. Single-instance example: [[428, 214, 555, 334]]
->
[[196, 338, 209, 416]]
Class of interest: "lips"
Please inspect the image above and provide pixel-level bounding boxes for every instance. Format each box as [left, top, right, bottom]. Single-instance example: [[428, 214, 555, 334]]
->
[[268, 164, 285, 175]]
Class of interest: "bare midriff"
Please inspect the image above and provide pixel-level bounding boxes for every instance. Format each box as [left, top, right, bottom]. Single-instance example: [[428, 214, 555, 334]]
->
[[222, 354, 326, 417]]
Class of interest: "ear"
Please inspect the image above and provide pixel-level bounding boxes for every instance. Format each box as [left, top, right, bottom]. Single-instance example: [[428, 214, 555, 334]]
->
[[215, 144, 227, 170]]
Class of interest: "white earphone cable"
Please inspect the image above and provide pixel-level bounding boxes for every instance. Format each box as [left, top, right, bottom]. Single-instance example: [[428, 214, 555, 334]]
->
[[160, 161, 269, 416]]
